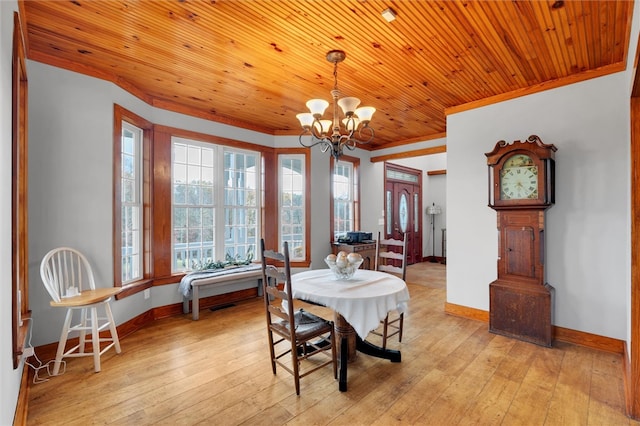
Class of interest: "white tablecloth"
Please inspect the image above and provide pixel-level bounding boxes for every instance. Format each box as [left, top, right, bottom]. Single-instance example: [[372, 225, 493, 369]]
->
[[291, 269, 410, 339]]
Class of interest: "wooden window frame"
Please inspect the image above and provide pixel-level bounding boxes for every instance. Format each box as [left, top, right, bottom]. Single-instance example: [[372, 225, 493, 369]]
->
[[113, 105, 153, 298], [11, 11, 29, 369], [169, 138, 262, 272], [170, 137, 218, 273], [276, 149, 311, 267], [146, 125, 288, 284]]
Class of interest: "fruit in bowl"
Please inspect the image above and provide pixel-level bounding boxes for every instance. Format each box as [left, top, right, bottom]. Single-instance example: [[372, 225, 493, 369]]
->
[[325, 252, 364, 280]]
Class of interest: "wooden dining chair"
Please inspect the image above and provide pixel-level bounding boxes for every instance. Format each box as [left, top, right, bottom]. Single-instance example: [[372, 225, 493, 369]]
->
[[39, 247, 122, 374], [372, 231, 408, 349], [260, 239, 337, 395]]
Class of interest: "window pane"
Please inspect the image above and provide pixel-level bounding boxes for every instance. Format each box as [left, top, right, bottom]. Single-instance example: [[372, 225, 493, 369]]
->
[[120, 122, 143, 283], [332, 159, 357, 241], [172, 140, 216, 272], [224, 150, 259, 261], [280, 155, 305, 260]]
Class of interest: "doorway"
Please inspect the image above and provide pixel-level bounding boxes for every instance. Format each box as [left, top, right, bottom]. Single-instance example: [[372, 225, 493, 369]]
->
[[384, 163, 422, 264]]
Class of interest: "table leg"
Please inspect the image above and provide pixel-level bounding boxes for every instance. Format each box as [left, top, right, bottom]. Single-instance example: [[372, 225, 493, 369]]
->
[[339, 336, 348, 392], [334, 313, 357, 362], [332, 311, 402, 392], [356, 336, 401, 362], [334, 313, 355, 392]]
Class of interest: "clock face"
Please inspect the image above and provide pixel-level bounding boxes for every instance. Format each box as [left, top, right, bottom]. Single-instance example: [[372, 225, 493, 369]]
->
[[500, 154, 538, 200]]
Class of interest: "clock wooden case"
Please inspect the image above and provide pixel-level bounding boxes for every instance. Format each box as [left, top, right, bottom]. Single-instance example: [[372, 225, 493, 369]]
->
[[485, 135, 557, 347]]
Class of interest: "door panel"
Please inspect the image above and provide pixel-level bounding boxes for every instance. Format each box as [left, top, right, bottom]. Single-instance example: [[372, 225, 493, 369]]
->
[[505, 226, 535, 278]]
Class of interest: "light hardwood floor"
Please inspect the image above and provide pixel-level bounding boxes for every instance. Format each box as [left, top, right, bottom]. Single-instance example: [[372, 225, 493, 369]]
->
[[27, 262, 637, 425]]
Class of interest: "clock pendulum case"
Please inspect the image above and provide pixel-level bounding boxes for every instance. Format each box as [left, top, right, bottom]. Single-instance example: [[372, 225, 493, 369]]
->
[[485, 135, 557, 347]]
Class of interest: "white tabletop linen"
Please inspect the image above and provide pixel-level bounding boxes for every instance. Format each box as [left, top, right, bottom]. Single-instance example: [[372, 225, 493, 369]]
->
[[291, 269, 410, 339]]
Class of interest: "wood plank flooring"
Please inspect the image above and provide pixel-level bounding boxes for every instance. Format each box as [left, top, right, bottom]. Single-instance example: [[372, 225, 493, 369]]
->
[[27, 262, 637, 425]]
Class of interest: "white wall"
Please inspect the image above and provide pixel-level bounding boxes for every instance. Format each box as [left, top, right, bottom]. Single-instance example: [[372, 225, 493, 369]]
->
[[447, 72, 630, 340]]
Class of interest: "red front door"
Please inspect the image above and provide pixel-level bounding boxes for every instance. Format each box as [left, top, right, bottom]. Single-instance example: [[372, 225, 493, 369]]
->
[[384, 163, 422, 265]]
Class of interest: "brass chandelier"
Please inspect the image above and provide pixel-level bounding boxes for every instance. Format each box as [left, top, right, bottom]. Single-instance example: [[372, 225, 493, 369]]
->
[[296, 50, 376, 160]]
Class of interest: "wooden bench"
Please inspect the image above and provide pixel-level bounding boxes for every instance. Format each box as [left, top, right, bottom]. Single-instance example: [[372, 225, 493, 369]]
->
[[180, 265, 263, 320]]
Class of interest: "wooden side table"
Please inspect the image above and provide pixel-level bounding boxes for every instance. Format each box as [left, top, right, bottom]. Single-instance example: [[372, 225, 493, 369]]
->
[[332, 242, 377, 270]]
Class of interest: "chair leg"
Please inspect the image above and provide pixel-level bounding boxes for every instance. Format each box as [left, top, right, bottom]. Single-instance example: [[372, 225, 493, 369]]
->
[[292, 340, 301, 396], [90, 307, 101, 373], [331, 331, 337, 380], [104, 302, 121, 353], [53, 309, 73, 376], [398, 313, 404, 342], [78, 308, 88, 354], [267, 331, 276, 374]]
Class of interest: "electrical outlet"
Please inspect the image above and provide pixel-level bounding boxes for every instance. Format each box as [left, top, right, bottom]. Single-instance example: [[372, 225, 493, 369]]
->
[[143, 289, 150, 299], [23, 347, 34, 358]]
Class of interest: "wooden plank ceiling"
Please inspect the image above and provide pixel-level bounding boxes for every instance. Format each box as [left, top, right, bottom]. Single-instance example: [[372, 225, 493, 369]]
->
[[20, 0, 633, 149]]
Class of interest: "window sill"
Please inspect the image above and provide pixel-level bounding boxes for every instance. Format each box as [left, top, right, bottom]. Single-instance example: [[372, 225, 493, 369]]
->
[[115, 279, 153, 300]]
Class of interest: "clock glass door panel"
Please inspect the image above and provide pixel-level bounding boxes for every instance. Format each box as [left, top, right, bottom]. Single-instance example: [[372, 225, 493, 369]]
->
[[500, 154, 538, 200]]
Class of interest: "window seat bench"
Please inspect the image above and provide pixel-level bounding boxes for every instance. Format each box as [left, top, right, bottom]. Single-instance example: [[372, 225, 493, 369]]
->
[[179, 264, 263, 320]]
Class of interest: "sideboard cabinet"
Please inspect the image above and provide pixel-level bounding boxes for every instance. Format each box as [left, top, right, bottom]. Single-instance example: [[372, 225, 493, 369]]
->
[[331, 242, 377, 270]]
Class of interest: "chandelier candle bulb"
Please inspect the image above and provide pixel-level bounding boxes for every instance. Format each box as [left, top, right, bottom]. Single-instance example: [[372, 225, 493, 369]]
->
[[314, 119, 332, 135], [296, 113, 314, 129], [307, 99, 329, 116], [337, 97, 361, 115], [354, 106, 375, 123]]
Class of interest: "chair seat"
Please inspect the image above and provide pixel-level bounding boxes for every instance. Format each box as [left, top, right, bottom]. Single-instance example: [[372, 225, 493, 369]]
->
[[49, 288, 122, 307], [270, 309, 333, 341]]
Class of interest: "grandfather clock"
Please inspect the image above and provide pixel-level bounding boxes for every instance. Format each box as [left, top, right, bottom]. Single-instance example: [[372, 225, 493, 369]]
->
[[485, 135, 557, 347]]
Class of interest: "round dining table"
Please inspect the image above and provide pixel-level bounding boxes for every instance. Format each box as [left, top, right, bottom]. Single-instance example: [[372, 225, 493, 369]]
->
[[291, 268, 410, 391]]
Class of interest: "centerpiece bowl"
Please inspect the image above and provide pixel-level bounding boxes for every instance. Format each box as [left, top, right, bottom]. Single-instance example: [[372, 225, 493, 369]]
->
[[325, 252, 364, 280]]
